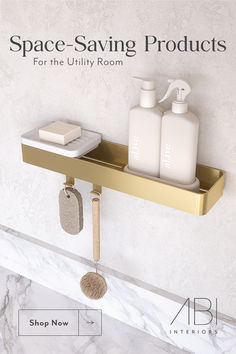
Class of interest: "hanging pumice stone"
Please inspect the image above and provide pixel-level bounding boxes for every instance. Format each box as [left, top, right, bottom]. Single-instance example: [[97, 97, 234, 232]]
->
[[59, 187, 83, 234]]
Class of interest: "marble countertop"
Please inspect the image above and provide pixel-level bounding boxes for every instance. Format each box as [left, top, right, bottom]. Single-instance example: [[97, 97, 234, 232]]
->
[[0, 265, 187, 354]]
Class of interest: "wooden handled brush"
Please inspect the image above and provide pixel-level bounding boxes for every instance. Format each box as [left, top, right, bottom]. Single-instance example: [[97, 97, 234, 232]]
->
[[92, 198, 100, 261], [80, 194, 107, 300]]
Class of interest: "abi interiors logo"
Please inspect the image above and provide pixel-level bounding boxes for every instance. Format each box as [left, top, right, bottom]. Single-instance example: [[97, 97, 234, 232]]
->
[[169, 298, 218, 336]]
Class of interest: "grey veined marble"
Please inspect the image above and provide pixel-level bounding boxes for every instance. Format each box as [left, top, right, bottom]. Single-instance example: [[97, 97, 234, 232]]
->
[[0, 0, 236, 322], [0, 266, 187, 354], [0, 226, 235, 354]]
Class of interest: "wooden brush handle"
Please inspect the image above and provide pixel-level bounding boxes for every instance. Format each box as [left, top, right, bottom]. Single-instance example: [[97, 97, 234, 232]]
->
[[92, 198, 100, 262]]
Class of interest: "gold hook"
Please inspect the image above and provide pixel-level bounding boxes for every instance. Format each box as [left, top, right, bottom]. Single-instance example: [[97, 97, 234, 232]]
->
[[63, 176, 75, 188], [63, 176, 75, 198], [90, 184, 102, 201]]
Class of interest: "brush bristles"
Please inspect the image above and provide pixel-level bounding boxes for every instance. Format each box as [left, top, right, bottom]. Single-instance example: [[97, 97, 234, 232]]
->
[[80, 272, 107, 300]]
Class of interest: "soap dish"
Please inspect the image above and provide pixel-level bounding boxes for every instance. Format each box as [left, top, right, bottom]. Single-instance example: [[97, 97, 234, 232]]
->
[[21, 128, 102, 157]]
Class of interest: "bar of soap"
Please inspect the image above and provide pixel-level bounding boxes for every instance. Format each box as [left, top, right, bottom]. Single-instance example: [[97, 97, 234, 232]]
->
[[39, 121, 81, 145]]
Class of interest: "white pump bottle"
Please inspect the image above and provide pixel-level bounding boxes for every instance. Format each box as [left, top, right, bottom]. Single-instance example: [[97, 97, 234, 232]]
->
[[128, 77, 162, 177], [159, 79, 199, 185]]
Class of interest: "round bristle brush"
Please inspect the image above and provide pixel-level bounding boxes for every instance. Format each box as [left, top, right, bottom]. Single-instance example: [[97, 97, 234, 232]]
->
[[80, 193, 107, 300]]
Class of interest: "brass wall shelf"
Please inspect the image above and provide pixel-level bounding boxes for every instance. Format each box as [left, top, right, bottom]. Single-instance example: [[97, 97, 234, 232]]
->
[[21, 141, 225, 216]]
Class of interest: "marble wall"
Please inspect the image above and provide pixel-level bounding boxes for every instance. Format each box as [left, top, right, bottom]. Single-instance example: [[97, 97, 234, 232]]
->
[[0, 0, 236, 320]]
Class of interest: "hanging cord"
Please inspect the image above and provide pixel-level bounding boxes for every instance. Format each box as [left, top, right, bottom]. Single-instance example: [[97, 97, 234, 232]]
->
[[63, 180, 75, 199], [95, 260, 98, 273]]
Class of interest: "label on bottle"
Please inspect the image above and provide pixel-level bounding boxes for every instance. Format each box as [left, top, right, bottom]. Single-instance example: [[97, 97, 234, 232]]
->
[[163, 143, 172, 169], [130, 135, 140, 161]]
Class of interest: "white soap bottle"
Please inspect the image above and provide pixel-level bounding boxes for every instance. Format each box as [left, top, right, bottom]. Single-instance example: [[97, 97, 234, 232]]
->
[[128, 77, 162, 177], [158, 79, 199, 185]]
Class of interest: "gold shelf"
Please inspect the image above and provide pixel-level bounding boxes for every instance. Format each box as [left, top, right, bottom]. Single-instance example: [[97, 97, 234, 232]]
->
[[21, 141, 225, 216]]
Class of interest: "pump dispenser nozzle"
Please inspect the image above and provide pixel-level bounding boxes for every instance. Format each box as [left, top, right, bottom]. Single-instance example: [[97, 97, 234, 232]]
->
[[159, 79, 191, 114], [133, 77, 156, 90], [133, 76, 157, 108]]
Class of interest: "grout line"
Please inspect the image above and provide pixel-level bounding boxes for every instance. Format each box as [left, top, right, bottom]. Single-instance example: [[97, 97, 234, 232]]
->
[[0, 223, 235, 326]]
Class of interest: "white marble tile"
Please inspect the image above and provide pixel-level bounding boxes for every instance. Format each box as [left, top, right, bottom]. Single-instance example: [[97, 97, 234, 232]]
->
[[0, 0, 236, 321], [0, 226, 235, 354], [0, 265, 186, 354]]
